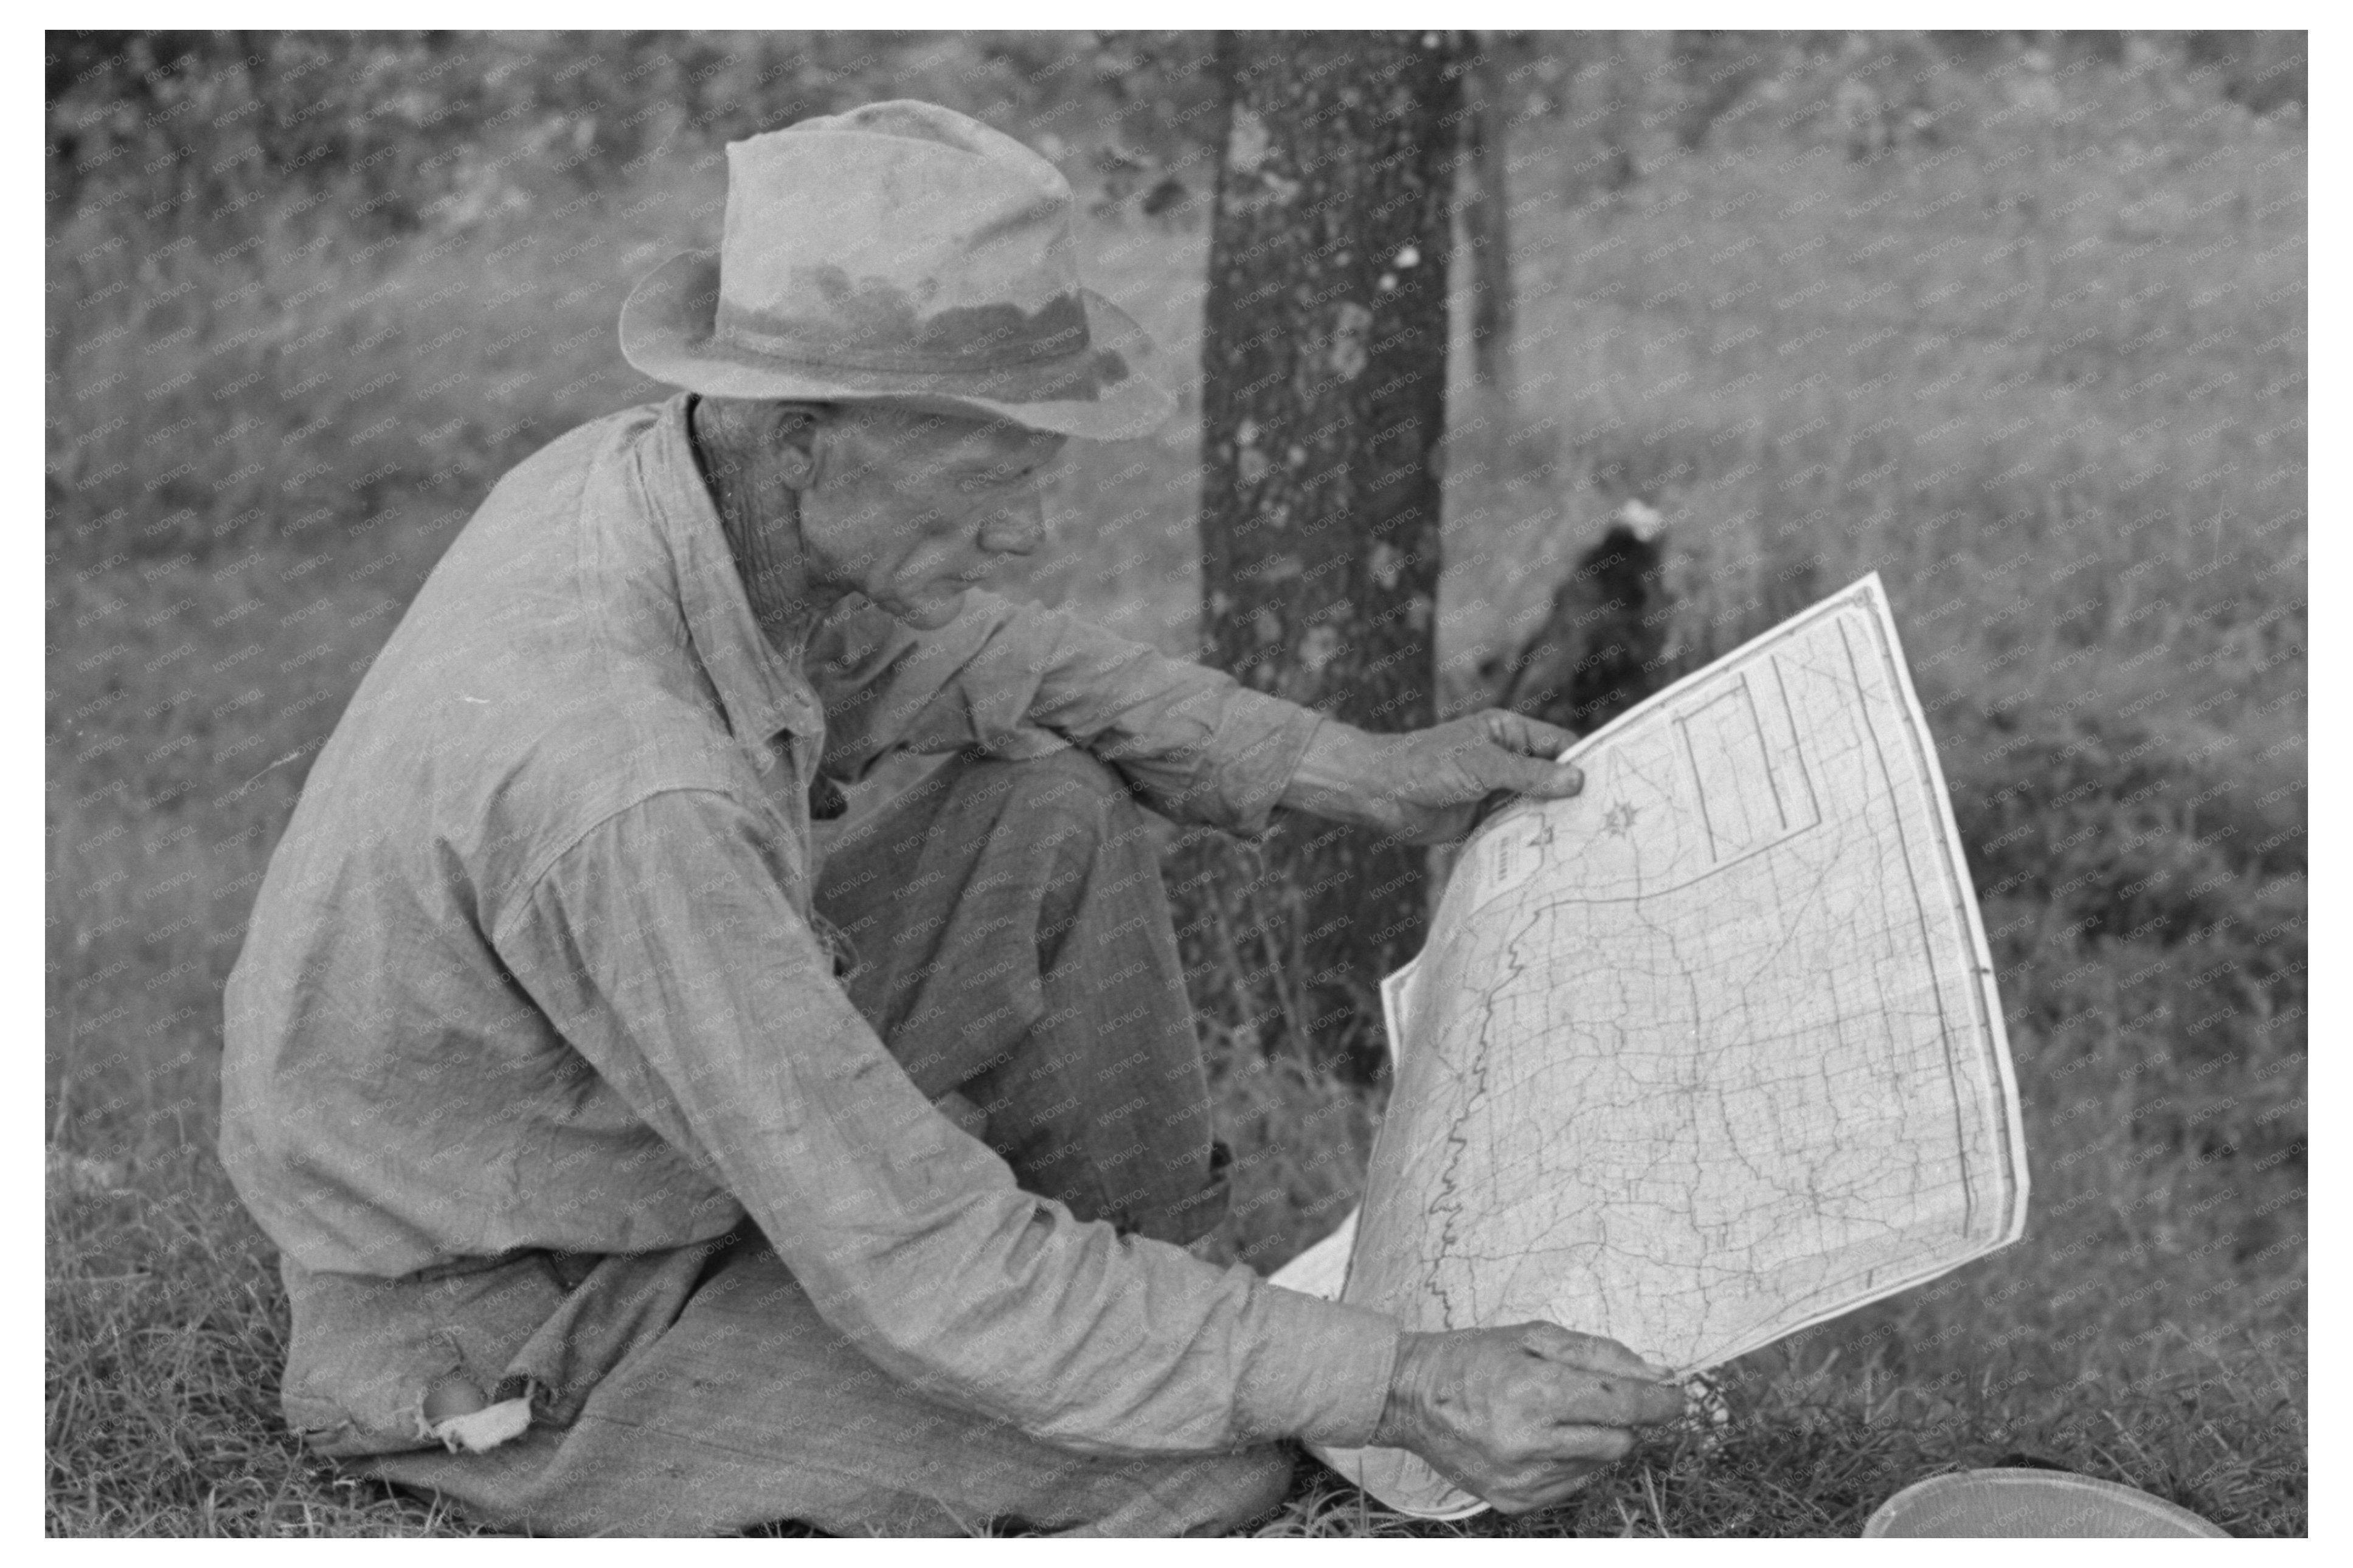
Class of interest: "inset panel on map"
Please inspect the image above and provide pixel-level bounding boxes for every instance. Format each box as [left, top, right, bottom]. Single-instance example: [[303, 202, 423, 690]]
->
[[1679, 674, 1817, 862]]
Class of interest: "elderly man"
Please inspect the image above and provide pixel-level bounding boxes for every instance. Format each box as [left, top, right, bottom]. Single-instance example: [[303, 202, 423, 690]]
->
[[220, 102, 1683, 1537]]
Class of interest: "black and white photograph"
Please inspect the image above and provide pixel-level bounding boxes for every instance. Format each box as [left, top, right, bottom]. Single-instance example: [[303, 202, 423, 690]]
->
[[42, 21, 2310, 1538]]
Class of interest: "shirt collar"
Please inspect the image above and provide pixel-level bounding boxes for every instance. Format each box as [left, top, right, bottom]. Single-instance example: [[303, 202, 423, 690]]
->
[[637, 392, 825, 750]]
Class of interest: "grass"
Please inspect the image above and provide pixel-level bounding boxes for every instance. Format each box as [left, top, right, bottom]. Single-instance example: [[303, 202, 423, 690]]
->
[[47, 38, 2303, 1536]]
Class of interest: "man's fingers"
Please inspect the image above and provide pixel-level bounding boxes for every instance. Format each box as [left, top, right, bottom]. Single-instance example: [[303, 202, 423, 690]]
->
[[1468, 745, 1583, 801], [1477, 708, 1579, 761], [1483, 1431, 1629, 1511], [1516, 1322, 1671, 1381], [1467, 787, 1516, 832], [1485, 1454, 1613, 1514], [1461, 710, 1582, 795], [1522, 1365, 1688, 1430], [1511, 1325, 1685, 1428], [1514, 1422, 1637, 1466], [1402, 1325, 1671, 1514], [1489, 1461, 1608, 1515]]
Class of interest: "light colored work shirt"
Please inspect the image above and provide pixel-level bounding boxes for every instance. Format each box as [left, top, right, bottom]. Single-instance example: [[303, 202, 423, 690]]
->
[[218, 393, 1399, 1462]]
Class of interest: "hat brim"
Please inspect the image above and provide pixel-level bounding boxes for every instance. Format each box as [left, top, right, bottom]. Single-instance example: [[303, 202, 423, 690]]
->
[[619, 250, 1176, 440]]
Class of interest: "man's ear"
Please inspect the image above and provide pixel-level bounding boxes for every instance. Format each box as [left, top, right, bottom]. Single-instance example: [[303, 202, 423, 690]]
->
[[772, 403, 825, 489]]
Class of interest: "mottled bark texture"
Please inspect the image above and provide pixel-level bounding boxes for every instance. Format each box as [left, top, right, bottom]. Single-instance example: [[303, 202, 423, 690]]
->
[[1173, 32, 1462, 1086]]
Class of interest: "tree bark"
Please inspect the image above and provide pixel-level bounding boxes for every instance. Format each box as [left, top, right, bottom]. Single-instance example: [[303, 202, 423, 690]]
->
[[1179, 31, 1461, 1085]]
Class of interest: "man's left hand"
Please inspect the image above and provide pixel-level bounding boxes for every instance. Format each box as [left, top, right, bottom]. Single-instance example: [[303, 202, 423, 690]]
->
[[1284, 710, 1584, 844]]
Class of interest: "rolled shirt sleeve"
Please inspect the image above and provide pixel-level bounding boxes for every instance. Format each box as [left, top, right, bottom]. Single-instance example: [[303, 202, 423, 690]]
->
[[809, 591, 1321, 837], [493, 786, 1398, 1456]]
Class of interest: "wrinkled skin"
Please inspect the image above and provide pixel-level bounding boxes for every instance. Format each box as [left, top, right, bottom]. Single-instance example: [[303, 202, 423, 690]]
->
[[688, 396, 1064, 640], [1373, 1325, 1686, 1513], [1287, 706, 1587, 844]]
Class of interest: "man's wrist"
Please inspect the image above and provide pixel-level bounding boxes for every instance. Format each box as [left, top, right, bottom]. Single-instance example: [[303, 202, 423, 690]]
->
[[1281, 717, 1387, 827], [1370, 1330, 1435, 1450], [1246, 1285, 1404, 1448]]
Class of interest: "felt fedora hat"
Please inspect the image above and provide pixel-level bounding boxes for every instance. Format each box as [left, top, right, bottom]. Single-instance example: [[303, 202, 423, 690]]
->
[[621, 101, 1175, 440]]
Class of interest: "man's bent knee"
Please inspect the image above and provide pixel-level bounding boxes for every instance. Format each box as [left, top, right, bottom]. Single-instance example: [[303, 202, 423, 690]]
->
[[985, 749, 1139, 835], [946, 749, 1156, 889]]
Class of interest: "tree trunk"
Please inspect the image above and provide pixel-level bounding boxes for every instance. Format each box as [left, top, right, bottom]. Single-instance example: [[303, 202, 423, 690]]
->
[[1177, 31, 1461, 1086]]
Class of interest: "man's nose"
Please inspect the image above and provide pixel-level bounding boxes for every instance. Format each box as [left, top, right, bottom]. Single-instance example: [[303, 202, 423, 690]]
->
[[979, 493, 1047, 556]]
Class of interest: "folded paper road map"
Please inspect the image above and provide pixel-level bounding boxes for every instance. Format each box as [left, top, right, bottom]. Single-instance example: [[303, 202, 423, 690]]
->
[[1272, 573, 2029, 1518]]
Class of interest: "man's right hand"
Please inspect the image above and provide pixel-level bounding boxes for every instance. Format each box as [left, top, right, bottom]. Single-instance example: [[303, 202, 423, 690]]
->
[[1368, 1324, 1687, 1513]]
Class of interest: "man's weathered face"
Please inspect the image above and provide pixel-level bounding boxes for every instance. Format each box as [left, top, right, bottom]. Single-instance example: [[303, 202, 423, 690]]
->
[[802, 406, 1067, 630]]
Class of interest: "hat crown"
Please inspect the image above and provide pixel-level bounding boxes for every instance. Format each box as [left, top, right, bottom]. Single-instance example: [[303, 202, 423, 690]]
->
[[617, 99, 1176, 438], [715, 100, 1089, 372]]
